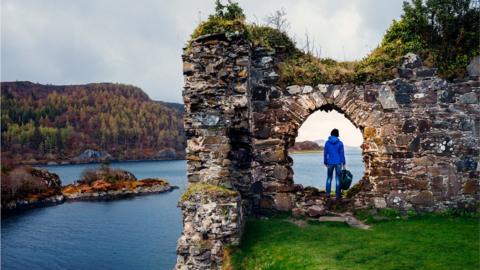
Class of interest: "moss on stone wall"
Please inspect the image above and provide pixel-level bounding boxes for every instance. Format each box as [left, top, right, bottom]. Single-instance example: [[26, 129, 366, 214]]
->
[[180, 183, 238, 202]]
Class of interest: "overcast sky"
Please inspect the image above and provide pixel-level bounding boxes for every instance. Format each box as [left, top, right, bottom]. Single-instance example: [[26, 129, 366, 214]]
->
[[297, 110, 363, 147], [2, 0, 404, 103], [2, 0, 404, 146]]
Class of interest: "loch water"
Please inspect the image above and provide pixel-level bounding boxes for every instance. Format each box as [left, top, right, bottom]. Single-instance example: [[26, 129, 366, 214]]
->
[[1, 150, 363, 270]]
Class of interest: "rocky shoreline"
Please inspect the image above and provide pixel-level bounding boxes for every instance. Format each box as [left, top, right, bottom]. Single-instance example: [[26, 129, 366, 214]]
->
[[62, 179, 178, 201], [1, 166, 177, 214], [3, 180, 177, 214], [3, 194, 66, 213]]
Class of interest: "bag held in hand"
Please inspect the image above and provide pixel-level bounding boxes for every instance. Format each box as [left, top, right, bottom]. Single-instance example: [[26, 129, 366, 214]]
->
[[340, 169, 353, 190]]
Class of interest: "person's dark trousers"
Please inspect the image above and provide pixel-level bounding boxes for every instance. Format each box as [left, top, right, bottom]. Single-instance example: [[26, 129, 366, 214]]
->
[[326, 164, 342, 198]]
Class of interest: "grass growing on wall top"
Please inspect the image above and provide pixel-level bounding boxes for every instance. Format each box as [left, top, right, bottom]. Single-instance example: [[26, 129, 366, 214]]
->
[[278, 55, 358, 86], [191, 17, 247, 41], [227, 213, 480, 270], [189, 0, 479, 85]]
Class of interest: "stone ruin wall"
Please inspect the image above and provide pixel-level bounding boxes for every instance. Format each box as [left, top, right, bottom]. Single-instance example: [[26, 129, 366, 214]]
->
[[176, 33, 479, 269]]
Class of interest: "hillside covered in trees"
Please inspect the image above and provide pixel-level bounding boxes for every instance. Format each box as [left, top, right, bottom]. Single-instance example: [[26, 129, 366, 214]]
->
[[1, 82, 186, 165]]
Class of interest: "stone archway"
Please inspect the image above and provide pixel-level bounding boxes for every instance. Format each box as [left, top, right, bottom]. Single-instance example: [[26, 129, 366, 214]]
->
[[250, 83, 383, 212], [176, 33, 479, 269], [287, 105, 364, 189]]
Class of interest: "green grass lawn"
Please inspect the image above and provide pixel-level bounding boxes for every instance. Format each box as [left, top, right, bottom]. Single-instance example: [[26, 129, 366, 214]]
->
[[228, 214, 479, 270]]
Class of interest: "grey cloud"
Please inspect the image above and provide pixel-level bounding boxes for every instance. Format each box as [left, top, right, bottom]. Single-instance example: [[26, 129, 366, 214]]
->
[[1, 0, 403, 102]]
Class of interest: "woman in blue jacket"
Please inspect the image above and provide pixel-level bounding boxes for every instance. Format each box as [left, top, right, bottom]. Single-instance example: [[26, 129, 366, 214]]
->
[[324, 128, 346, 199]]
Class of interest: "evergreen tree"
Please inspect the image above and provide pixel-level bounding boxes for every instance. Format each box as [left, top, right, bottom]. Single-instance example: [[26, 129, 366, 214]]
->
[[30, 125, 43, 150]]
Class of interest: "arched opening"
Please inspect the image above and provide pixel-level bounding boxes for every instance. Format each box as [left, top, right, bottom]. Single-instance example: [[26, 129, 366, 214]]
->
[[288, 107, 365, 195]]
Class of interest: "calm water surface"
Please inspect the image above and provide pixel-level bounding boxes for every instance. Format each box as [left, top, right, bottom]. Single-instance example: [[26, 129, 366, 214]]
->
[[1, 151, 363, 270], [291, 148, 364, 190], [2, 160, 187, 270]]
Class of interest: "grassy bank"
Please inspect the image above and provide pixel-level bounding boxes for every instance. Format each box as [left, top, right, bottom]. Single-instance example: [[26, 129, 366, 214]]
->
[[228, 213, 479, 270]]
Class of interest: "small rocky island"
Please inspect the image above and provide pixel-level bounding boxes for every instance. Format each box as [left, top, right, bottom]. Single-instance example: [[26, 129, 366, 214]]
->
[[290, 140, 324, 153], [62, 166, 176, 200], [1, 165, 177, 213]]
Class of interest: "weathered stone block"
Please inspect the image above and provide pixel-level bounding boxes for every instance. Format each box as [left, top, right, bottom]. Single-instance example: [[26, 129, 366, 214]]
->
[[411, 191, 434, 206], [286, 85, 302, 95], [233, 82, 247, 94], [458, 118, 474, 131], [307, 205, 326, 217], [415, 68, 437, 78], [402, 119, 417, 133], [455, 157, 478, 172], [417, 119, 431, 133], [373, 197, 387, 208], [258, 148, 285, 163], [183, 62, 197, 75], [274, 193, 293, 211], [459, 92, 478, 104], [254, 138, 282, 147], [463, 180, 478, 194], [394, 80, 414, 104], [238, 69, 248, 78], [401, 53, 422, 69], [409, 136, 421, 152], [317, 84, 332, 94], [398, 68, 413, 79], [363, 127, 377, 140], [413, 156, 434, 166], [255, 127, 272, 139], [380, 124, 396, 136], [436, 138, 454, 156], [302, 85, 313, 94], [413, 92, 437, 104], [270, 89, 281, 99], [292, 207, 304, 217], [438, 89, 455, 103], [273, 165, 289, 181], [260, 197, 274, 209], [364, 90, 378, 102], [378, 85, 398, 109], [252, 87, 268, 101], [203, 136, 227, 145], [199, 114, 220, 126], [236, 57, 249, 66], [231, 95, 248, 108]]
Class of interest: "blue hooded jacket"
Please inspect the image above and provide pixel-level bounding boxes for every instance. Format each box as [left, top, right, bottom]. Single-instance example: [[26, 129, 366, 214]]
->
[[324, 136, 346, 165]]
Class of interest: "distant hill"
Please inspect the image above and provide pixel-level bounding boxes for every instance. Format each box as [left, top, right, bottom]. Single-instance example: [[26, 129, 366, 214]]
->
[[290, 141, 324, 152], [1, 81, 186, 165]]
